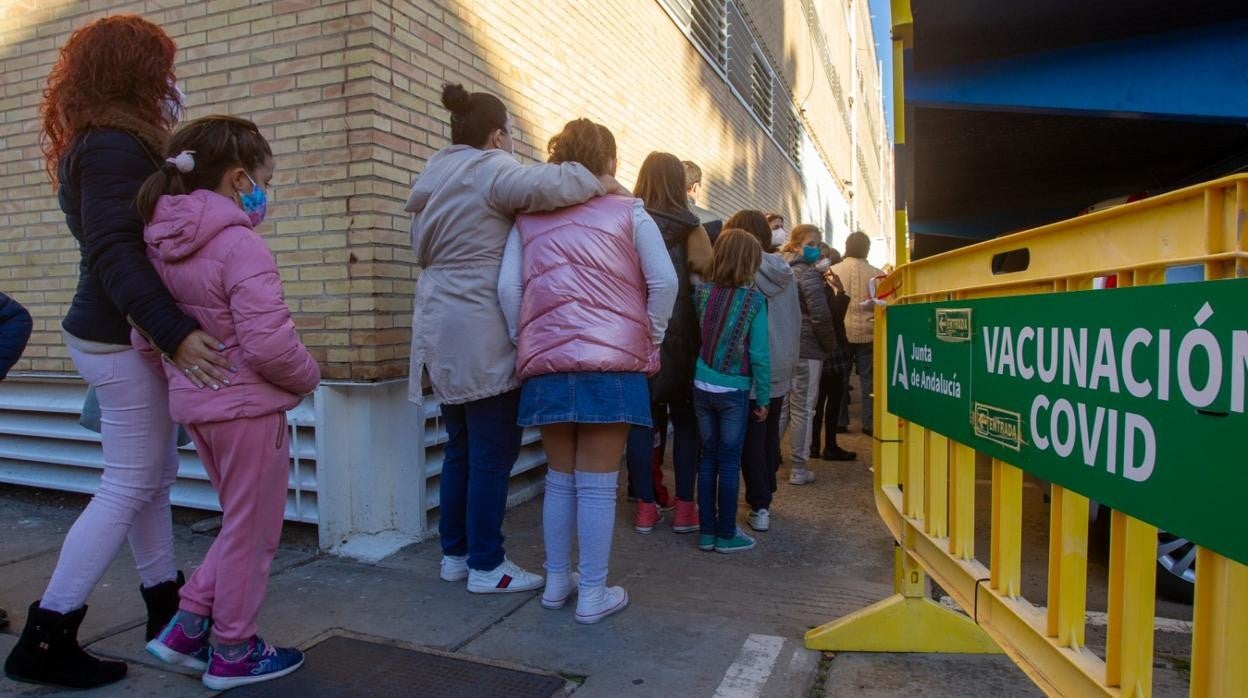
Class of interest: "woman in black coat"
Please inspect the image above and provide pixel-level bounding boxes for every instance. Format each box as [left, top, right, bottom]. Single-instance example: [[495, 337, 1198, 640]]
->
[[623, 152, 712, 534], [5, 16, 231, 689]]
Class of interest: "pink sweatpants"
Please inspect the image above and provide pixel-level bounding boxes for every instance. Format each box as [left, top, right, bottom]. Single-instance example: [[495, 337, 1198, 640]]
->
[[179, 412, 289, 644]]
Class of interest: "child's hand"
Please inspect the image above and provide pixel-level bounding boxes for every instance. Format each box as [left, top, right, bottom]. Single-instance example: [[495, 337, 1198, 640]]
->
[[752, 405, 769, 422]]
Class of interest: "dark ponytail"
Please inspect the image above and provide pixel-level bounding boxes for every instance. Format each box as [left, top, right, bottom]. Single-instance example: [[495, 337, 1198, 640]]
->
[[136, 114, 272, 221], [441, 83, 507, 149]]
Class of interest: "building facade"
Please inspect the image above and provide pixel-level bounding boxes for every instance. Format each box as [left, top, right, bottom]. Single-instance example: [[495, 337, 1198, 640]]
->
[[0, 0, 890, 557]]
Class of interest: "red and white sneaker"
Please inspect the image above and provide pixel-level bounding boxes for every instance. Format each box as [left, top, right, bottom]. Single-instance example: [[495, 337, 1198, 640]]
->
[[467, 558, 544, 594], [671, 500, 699, 533], [633, 502, 662, 533]]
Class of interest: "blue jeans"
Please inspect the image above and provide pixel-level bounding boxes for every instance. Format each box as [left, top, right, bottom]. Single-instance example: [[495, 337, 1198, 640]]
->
[[439, 389, 523, 572], [693, 388, 749, 539], [626, 400, 699, 503]]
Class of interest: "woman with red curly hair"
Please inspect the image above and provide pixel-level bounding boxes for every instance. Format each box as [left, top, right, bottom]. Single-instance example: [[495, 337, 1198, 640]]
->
[[5, 15, 229, 690]]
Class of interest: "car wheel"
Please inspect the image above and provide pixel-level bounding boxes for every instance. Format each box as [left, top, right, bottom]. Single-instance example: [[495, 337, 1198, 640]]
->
[[1156, 532, 1195, 604]]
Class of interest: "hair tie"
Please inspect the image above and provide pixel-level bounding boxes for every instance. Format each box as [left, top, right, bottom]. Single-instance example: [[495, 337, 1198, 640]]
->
[[165, 150, 195, 174]]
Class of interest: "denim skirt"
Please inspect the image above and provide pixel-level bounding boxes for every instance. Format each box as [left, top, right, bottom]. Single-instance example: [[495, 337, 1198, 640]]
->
[[518, 371, 652, 427]]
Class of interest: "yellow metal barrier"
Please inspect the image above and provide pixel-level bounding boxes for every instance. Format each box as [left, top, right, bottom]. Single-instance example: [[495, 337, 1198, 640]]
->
[[806, 175, 1248, 697]]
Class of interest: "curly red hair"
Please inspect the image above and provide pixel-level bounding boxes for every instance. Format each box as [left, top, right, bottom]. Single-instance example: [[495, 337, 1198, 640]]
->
[[40, 15, 177, 187]]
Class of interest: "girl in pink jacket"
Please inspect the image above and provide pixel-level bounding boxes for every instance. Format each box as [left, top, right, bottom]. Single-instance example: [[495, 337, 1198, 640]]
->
[[132, 116, 318, 690]]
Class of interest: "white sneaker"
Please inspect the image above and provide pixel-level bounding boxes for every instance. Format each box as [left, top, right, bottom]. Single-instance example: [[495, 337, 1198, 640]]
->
[[747, 509, 770, 532], [440, 555, 468, 582], [467, 558, 544, 594], [575, 586, 629, 624], [789, 469, 817, 485], [541, 572, 580, 609]]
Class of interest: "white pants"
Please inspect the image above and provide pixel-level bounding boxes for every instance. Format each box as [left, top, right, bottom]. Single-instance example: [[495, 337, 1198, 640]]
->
[[785, 359, 822, 470], [41, 346, 180, 612]]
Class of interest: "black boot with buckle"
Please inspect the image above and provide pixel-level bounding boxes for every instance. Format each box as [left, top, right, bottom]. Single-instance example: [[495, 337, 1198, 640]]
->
[[3, 601, 128, 688]]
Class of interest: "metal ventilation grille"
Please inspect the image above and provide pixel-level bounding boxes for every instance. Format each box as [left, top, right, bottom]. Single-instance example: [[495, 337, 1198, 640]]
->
[[749, 53, 774, 129], [0, 377, 319, 524], [690, 0, 728, 69]]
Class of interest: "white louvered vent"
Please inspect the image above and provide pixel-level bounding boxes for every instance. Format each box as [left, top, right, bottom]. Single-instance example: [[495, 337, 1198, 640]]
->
[[0, 377, 318, 524]]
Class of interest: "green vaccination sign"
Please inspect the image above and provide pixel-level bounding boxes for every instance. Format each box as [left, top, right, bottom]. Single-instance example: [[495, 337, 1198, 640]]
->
[[886, 278, 1248, 566]]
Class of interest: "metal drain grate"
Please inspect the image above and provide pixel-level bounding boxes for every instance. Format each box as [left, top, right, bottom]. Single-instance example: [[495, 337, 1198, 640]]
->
[[227, 635, 565, 697]]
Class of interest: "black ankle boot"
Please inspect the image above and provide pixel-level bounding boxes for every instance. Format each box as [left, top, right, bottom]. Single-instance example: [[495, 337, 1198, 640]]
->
[[3, 601, 128, 688], [140, 570, 185, 641]]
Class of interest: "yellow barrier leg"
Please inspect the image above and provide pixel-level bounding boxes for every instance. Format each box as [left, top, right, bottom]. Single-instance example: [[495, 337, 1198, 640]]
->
[[990, 459, 1023, 599], [1190, 552, 1248, 697], [804, 546, 1002, 654], [948, 443, 976, 560], [904, 422, 926, 519], [1105, 512, 1157, 696], [1045, 486, 1089, 651], [925, 433, 949, 539]]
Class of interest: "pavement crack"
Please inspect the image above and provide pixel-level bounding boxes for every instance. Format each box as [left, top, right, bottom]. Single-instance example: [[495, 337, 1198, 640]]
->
[[449, 594, 538, 653]]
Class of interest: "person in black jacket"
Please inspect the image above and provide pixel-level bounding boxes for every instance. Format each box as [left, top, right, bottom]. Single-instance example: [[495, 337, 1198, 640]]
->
[[5, 16, 231, 690], [0, 292, 32, 381], [0, 291, 32, 632], [624, 152, 712, 534], [810, 246, 855, 461]]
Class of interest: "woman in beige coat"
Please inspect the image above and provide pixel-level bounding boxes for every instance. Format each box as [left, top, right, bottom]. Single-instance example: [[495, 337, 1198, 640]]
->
[[405, 84, 624, 593]]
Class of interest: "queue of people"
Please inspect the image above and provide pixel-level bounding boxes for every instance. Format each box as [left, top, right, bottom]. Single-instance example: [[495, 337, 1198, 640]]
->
[[1, 13, 882, 692]]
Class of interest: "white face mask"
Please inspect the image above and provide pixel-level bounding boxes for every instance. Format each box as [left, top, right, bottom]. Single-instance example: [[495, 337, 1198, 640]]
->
[[162, 82, 186, 124], [815, 258, 832, 272]]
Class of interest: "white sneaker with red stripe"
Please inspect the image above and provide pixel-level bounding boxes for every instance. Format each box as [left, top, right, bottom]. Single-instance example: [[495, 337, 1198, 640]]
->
[[467, 558, 544, 594]]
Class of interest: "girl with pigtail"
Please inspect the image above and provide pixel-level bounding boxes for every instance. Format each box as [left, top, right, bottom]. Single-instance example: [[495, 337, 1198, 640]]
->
[[135, 115, 319, 690]]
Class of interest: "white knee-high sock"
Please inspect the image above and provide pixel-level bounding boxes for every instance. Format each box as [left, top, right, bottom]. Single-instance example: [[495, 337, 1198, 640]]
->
[[574, 470, 618, 590], [542, 470, 576, 576]]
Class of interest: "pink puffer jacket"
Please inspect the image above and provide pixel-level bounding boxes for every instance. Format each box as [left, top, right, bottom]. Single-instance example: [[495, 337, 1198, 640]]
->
[[132, 190, 320, 424], [515, 195, 657, 379]]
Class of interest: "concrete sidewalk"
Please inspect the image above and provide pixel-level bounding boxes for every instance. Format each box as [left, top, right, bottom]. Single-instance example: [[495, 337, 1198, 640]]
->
[[0, 428, 1044, 697]]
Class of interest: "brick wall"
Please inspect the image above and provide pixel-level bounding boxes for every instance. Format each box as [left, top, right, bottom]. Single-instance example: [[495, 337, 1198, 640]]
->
[[0, 0, 890, 379]]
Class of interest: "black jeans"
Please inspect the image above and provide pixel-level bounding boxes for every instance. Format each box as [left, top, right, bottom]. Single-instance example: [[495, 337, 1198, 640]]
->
[[741, 395, 785, 512], [626, 400, 698, 503], [811, 363, 847, 454]]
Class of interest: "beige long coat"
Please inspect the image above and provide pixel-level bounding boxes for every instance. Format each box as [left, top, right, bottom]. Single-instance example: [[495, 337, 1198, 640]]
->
[[405, 145, 603, 405]]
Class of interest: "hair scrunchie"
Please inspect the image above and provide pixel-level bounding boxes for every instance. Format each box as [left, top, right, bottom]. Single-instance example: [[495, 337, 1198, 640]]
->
[[164, 150, 196, 173]]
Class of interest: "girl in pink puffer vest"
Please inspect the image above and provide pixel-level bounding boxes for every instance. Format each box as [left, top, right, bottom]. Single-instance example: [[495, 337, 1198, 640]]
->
[[131, 116, 315, 691], [498, 119, 677, 624]]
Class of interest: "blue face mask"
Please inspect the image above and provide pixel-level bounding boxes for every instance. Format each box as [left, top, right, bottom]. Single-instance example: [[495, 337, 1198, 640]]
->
[[802, 245, 820, 263], [240, 173, 268, 227]]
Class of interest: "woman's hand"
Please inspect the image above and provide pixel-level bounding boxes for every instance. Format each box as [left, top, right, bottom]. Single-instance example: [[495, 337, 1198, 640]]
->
[[597, 174, 632, 197], [826, 271, 845, 293], [171, 330, 235, 390]]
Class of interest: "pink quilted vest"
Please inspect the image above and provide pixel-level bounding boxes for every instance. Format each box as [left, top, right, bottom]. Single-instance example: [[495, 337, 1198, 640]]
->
[[515, 195, 657, 379]]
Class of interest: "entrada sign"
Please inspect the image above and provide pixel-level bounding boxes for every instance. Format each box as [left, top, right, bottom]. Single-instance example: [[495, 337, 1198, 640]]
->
[[887, 278, 1247, 566]]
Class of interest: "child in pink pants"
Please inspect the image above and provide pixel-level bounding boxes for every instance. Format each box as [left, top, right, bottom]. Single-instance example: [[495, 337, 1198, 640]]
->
[[132, 116, 319, 690]]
